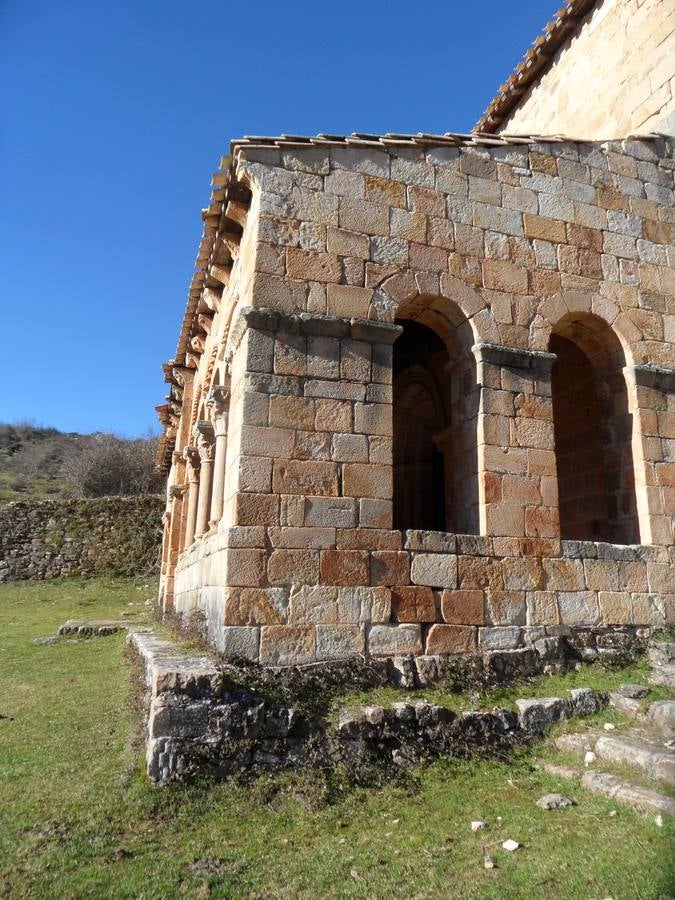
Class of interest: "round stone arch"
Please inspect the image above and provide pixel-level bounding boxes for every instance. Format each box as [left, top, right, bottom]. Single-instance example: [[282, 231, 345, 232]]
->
[[369, 268, 500, 347], [370, 270, 488, 536], [545, 309, 643, 544], [532, 289, 639, 366]]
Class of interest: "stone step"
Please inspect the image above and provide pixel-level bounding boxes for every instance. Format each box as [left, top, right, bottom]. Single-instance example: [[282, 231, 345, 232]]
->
[[648, 641, 675, 668], [594, 734, 675, 788], [542, 762, 675, 819], [650, 664, 675, 689], [608, 692, 642, 718], [647, 700, 675, 736], [555, 730, 675, 787]]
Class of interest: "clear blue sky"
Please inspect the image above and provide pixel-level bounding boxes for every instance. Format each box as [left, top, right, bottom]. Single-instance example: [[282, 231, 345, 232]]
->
[[1, 0, 560, 437]]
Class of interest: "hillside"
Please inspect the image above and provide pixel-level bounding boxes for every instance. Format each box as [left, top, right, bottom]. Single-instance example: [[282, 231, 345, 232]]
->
[[0, 422, 163, 504]]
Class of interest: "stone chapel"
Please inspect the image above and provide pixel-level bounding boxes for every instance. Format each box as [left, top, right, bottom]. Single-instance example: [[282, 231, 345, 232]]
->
[[155, 0, 674, 672]]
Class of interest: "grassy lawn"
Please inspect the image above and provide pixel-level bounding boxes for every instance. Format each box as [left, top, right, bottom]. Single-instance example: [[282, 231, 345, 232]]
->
[[0, 578, 672, 899]]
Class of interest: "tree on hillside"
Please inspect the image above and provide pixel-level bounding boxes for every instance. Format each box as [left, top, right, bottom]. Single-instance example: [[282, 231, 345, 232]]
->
[[60, 432, 164, 498]]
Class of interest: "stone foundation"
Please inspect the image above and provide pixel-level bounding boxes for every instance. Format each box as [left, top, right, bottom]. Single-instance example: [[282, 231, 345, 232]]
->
[[173, 527, 672, 664], [130, 626, 613, 784]]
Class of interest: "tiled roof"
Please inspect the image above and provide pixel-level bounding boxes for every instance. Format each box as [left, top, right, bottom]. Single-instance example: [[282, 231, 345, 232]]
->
[[474, 0, 599, 134]]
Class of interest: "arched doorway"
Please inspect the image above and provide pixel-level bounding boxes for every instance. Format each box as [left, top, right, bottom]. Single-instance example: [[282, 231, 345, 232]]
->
[[549, 315, 639, 544], [393, 297, 479, 534]]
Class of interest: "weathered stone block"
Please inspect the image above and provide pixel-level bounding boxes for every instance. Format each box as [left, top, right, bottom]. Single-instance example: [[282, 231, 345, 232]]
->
[[320, 550, 369, 586], [259, 625, 316, 665], [371, 551, 410, 586], [440, 589, 485, 625], [516, 697, 565, 733], [391, 586, 436, 623], [426, 624, 476, 655], [410, 553, 458, 589], [316, 625, 364, 660], [368, 624, 423, 656]]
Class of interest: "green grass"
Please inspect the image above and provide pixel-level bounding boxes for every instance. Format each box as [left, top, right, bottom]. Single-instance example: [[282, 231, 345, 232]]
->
[[1, 578, 673, 899]]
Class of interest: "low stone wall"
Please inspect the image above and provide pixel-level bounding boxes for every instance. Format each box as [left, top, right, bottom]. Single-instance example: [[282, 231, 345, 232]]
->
[[129, 627, 609, 783], [0, 496, 164, 582], [174, 527, 674, 663]]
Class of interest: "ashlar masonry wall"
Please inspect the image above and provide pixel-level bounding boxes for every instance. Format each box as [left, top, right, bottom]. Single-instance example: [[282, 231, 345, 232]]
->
[[166, 134, 675, 665], [502, 0, 675, 138]]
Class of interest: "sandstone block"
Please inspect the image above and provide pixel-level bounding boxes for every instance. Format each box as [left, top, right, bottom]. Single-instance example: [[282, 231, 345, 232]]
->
[[326, 225, 369, 258], [267, 549, 320, 586], [354, 402, 392, 437], [426, 624, 476, 655], [287, 247, 342, 284], [368, 624, 423, 657], [359, 498, 393, 529], [410, 553, 458, 589], [523, 213, 566, 243], [217, 626, 260, 661], [478, 625, 523, 650], [314, 398, 353, 432], [340, 339, 371, 382], [486, 591, 526, 626], [325, 284, 372, 318], [316, 625, 365, 660], [337, 586, 391, 623], [240, 425, 294, 458], [599, 591, 633, 625], [287, 585, 338, 624], [371, 551, 410, 586], [272, 459, 338, 496], [259, 625, 316, 665], [583, 558, 620, 591], [543, 558, 585, 591], [558, 591, 600, 626], [233, 587, 288, 626], [331, 433, 369, 462], [441, 589, 485, 625], [339, 197, 389, 236], [269, 395, 315, 431], [365, 174, 406, 207], [238, 456, 273, 494], [526, 591, 559, 626], [307, 335, 340, 380], [391, 586, 436, 623], [224, 549, 266, 587], [267, 526, 335, 550], [320, 550, 369, 586], [342, 464, 392, 499], [304, 497, 357, 528], [234, 492, 280, 526]]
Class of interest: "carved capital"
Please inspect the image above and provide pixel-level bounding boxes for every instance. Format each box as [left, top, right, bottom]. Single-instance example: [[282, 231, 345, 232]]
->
[[183, 445, 201, 479], [193, 420, 215, 462], [169, 484, 186, 499]]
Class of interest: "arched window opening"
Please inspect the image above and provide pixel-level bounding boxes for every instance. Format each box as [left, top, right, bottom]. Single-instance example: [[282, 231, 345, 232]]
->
[[393, 307, 479, 535], [549, 315, 639, 544]]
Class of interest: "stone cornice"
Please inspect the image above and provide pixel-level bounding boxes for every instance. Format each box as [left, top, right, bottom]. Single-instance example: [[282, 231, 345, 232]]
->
[[229, 306, 402, 354], [630, 364, 675, 393], [473, 342, 556, 372]]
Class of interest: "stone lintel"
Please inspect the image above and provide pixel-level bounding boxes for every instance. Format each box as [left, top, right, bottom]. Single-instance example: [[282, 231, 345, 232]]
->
[[230, 306, 402, 351], [473, 342, 557, 372], [630, 364, 675, 393]]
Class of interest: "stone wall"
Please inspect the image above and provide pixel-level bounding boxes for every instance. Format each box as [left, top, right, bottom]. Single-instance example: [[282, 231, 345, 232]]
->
[[502, 0, 675, 138], [129, 627, 610, 783], [162, 133, 674, 665], [0, 496, 164, 582]]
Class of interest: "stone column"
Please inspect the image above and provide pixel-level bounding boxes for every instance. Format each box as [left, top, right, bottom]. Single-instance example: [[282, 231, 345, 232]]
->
[[206, 383, 231, 532], [194, 421, 215, 539], [183, 445, 201, 548], [473, 342, 559, 541]]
